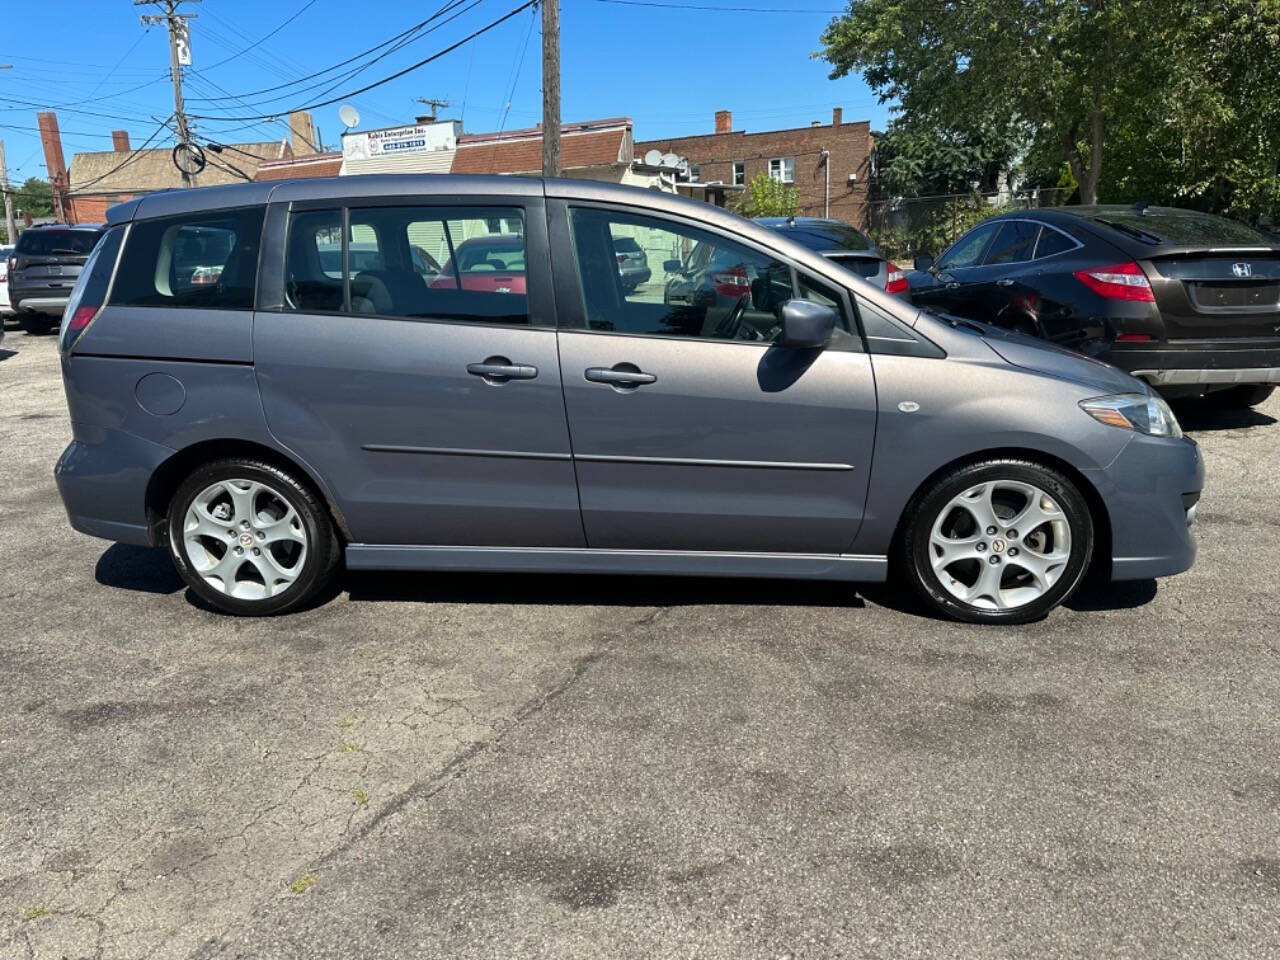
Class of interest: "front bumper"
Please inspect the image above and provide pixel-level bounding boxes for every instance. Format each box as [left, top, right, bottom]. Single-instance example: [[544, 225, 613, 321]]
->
[[1086, 432, 1203, 581], [55, 426, 176, 547]]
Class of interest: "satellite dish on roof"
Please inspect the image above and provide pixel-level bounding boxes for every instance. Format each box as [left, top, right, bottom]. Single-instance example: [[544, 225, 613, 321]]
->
[[339, 104, 360, 130], [661, 152, 680, 169], [643, 149, 662, 167]]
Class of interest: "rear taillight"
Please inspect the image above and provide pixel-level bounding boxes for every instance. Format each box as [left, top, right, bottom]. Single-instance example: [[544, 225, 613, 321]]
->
[[711, 267, 750, 297], [1114, 333, 1154, 342], [885, 261, 909, 295], [1074, 261, 1155, 302], [616, 254, 626, 264], [68, 305, 99, 334]]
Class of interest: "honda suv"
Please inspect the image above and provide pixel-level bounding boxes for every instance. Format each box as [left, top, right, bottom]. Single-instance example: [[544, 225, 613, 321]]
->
[[8, 223, 104, 332], [55, 176, 1201, 623]]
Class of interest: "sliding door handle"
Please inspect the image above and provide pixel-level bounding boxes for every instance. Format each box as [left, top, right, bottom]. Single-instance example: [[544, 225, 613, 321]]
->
[[467, 357, 538, 384], [585, 365, 657, 387]]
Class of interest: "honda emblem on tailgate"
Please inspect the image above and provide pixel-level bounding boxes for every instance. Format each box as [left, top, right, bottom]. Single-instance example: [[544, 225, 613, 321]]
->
[[1232, 262, 1252, 278]]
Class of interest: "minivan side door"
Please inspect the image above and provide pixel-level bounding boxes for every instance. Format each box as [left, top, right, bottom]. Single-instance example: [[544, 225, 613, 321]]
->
[[253, 197, 584, 547], [549, 201, 878, 554]]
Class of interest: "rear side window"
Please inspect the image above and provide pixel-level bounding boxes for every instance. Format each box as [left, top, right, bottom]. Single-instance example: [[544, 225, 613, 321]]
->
[[110, 206, 264, 310], [16, 229, 102, 256], [984, 221, 1039, 265], [284, 205, 530, 326], [1033, 226, 1076, 259]]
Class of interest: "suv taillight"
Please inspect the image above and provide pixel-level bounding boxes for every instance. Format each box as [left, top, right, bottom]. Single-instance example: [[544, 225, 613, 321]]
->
[[711, 267, 750, 297], [1074, 261, 1155, 302], [885, 261, 909, 295]]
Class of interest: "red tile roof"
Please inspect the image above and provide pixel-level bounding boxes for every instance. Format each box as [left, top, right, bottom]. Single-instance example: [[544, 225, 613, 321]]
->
[[254, 151, 343, 181], [452, 119, 630, 175]]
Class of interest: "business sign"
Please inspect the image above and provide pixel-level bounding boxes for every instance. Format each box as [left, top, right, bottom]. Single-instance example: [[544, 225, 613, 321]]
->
[[343, 121, 459, 162]]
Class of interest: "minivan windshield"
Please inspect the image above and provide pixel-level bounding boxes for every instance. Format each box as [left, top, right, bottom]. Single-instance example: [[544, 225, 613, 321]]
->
[[16, 229, 103, 256]]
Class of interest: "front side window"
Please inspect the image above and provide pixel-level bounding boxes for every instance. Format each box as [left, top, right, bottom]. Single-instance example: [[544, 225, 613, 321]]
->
[[284, 205, 529, 326], [768, 157, 795, 183], [111, 206, 264, 310], [984, 220, 1040, 265], [569, 207, 793, 342], [936, 222, 999, 270]]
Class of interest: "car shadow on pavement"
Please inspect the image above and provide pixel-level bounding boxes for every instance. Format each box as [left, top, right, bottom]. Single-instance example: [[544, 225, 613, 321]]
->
[[1171, 402, 1276, 431], [0, 349, 15, 363], [95, 543, 185, 594], [1064, 577, 1158, 612], [343, 570, 867, 609]]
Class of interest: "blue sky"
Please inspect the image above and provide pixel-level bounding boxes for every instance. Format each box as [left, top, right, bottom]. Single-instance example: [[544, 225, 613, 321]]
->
[[0, 0, 892, 184]]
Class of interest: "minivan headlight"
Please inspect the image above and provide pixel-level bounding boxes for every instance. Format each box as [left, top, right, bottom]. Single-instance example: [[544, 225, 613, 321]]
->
[[1080, 392, 1182, 438]]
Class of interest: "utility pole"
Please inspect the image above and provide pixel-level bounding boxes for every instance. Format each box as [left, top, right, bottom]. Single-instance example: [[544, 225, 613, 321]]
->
[[0, 140, 17, 246], [541, 0, 560, 178], [412, 97, 451, 123], [137, 0, 200, 187]]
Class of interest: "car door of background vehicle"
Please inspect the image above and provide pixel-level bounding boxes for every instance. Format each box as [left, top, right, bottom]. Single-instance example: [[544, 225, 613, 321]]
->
[[253, 197, 584, 547], [909, 221, 1002, 318], [549, 201, 878, 554], [963, 219, 1043, 326]]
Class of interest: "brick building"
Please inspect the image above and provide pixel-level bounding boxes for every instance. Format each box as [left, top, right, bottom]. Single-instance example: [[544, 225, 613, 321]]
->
[[636, 108, 873, 226]]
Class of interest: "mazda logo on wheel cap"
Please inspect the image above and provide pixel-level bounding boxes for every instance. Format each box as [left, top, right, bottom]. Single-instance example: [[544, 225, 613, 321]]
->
[[1232, 262, 1252, 278]]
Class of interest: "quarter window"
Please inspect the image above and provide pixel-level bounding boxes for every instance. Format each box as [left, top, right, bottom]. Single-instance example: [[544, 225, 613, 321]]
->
[[111, 206, 264, 310], [568, 207, 793, 342], [1033, 226, 1076, 259], [768, 157, 795, 183]]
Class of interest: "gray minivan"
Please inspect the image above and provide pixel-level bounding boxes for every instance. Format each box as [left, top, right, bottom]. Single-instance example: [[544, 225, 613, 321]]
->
[[54, 176, 1202, 623]]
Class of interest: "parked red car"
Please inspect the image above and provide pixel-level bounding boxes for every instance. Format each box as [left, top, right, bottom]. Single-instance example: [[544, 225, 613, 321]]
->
[[429, 235, 527, 294]]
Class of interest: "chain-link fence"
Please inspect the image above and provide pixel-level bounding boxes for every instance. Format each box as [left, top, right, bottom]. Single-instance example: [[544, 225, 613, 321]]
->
[[865, 187, 1074, 262]]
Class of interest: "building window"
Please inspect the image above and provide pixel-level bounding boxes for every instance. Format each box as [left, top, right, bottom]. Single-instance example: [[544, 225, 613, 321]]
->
[[689, 164, 701, 182], [768, 157, 795, 183], [733, 161, 745, 186]]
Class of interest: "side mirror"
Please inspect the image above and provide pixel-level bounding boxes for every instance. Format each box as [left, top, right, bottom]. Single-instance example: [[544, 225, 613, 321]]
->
[[662, 258, 682, 273], [777, 299, 836, 349], [913, 255, 935, 272]]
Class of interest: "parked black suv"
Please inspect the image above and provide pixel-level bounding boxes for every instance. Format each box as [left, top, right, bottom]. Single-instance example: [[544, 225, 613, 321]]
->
[[907, 205, 1280, 405], [8, 224, 105, 333]]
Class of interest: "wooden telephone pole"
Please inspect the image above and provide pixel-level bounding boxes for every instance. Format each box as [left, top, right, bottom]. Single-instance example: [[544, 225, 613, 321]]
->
[[137, 0, 200, 187], [541, 0, 560, 177], [0, 140, 17, 246]]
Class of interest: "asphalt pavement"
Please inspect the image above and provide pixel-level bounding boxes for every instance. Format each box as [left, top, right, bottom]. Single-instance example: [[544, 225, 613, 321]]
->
[[1, 322, 1278, 959]]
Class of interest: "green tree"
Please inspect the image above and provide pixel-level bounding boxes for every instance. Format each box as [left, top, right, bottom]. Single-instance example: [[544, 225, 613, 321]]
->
[[872, 122, 1017, 199], [14, 178, 53, 218], [736, 171, 799, 218], [820, 0, 1161, 205]]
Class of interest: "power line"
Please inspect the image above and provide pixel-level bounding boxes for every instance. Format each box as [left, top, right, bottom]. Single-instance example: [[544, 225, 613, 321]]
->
[[188, 1, 537, 122], [84, 27, 155, 101], [66, 117, 173, 194], [185, 0, 475, 104], [198, 0, 317, 72]]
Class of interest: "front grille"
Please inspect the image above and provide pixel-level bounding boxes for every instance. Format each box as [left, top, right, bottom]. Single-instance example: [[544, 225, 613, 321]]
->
[[1189, 281, 1280, 310]]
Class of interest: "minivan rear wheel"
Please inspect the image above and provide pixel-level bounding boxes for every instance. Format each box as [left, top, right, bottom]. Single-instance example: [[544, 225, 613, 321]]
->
[[900, 459, 1094, 624], [167, 458, 341, 616]]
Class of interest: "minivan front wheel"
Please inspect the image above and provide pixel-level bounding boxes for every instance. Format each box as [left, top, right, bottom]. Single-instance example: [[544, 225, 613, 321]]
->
[[901, 460, 1094, 624], [167, 459, 340, 616]]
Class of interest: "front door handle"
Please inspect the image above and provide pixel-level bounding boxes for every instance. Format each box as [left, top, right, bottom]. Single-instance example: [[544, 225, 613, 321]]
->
[[584, 365, 657, 387], [467, 356, 538, 384], [995, 278, 1016, 287]]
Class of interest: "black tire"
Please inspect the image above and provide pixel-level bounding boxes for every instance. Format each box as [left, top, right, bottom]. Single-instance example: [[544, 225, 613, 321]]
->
[[19, 313, 54, 335], [167, 458, 341, 616], [1207, 384, 1274, 408], [899, 459, 1094, 625]]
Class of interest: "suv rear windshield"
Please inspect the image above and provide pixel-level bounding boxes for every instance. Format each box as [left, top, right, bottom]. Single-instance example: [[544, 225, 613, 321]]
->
[[1092, 210, 1273, 246], [16, 229, 102, 256], [763, 221, 873, 253]]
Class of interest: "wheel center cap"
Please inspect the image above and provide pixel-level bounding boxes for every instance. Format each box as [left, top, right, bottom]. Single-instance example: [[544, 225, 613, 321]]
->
[[239, 533, 254, 547], [991, 539, 1007, 553]]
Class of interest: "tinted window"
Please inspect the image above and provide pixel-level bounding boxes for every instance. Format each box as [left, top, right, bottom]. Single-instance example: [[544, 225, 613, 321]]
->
[[16, 229, 102, 256], [984, 221, 1039, 265], [1092, 210, 1272, 246], [1033, 226, 1076, 258], [569, 207, 793, 341], [855, 296, 918, 343], [762, 220, 873, 253], [937, 222, 998, 269], [287, 205, 529, 326], [111, 207, 263, 310]]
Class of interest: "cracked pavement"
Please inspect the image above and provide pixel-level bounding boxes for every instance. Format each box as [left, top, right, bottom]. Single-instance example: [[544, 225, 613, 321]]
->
[[2, 324, 1279, 958]]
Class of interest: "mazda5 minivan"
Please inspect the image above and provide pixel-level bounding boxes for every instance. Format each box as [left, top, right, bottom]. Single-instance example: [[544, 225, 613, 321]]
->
[[55, 176, 1202, 623]]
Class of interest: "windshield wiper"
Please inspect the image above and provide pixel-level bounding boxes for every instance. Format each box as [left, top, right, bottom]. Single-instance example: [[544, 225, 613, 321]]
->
[[1093, 217, 1163, 245]]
